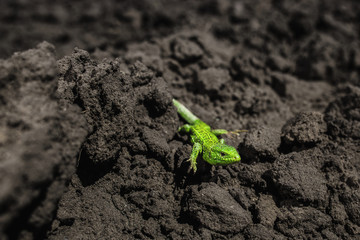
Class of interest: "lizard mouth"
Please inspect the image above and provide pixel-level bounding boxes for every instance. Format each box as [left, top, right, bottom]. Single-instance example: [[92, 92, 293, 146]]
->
[[221, 155, 241, 164], [215, 157, 240, 166], [230, 155, 241, 163]]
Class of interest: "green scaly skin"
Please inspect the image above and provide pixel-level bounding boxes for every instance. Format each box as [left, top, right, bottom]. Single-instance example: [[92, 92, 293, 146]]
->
[[173, 99, 241, 173]]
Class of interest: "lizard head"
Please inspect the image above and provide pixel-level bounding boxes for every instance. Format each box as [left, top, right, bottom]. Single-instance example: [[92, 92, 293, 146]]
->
[[209, 144, 241, 165]]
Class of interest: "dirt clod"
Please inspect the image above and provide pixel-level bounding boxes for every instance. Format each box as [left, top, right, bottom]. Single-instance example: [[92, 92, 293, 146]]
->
[[0, 43, 88, 239], [281, 111, 327, 149], [187, 183, 252, 233]]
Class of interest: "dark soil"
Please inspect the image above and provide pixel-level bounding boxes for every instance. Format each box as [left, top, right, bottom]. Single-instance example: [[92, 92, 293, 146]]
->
[[1, 0, 360, 239]]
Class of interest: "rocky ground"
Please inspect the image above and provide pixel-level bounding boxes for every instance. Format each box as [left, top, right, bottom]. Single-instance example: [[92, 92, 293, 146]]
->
[[0, 0, 359, 239]]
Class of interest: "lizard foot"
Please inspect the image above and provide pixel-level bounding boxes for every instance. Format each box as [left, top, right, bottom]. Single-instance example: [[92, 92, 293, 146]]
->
[[227, 129, 248, 137], [186, 158, 197, 173]]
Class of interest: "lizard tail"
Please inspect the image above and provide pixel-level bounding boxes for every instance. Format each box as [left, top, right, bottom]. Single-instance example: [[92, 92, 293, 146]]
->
[[173, 99, 199, 124]]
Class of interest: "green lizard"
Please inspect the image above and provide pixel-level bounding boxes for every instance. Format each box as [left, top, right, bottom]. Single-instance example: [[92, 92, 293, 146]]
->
[[173, 99, 241, 173]]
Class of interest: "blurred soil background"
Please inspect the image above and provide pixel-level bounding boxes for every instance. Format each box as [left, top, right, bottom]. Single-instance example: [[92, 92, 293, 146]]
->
[[0, 0, 359, 239]]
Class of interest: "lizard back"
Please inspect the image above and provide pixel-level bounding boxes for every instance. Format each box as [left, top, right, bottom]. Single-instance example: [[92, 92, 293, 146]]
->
[[191, 120, 219, 151]]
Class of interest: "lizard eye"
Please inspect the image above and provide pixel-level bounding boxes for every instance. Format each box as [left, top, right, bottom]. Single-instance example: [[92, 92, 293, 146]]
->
[[220, 152, 226, 157]]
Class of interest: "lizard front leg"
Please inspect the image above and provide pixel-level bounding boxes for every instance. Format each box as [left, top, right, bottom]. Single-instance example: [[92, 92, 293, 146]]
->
[[212, 129, 247, 136], [211, 129, 228, 136], [187, 142, 202, 173]]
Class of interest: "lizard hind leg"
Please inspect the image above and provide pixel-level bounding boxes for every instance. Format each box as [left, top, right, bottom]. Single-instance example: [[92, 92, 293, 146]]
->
[[211, 129, 228, 136], [187, 142, 202, 173], [227, 129, 248, 137]]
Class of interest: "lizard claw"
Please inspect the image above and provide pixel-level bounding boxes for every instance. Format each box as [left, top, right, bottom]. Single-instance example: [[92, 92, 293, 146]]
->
[[227, 129, 248, 136], [186, 159, 197, 173]]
